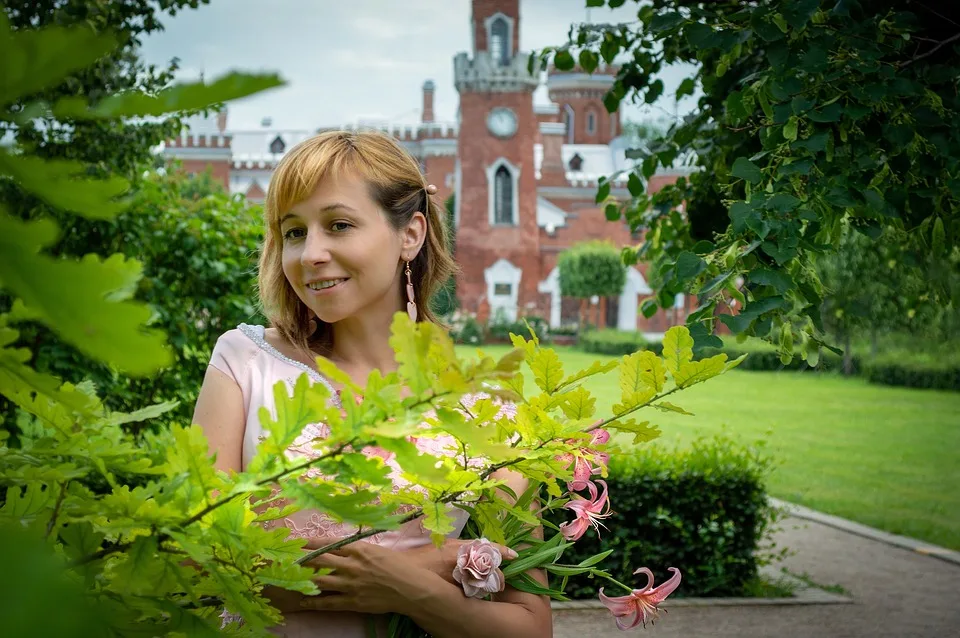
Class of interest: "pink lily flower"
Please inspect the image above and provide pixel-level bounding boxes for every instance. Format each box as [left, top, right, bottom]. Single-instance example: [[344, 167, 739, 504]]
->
[[559, 479, 612, 541], [558, 428, 611, 491], [599, 567, 682, 630]]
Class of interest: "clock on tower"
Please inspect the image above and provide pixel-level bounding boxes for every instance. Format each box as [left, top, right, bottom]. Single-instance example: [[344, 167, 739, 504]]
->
[[453, 0, 540, 322]]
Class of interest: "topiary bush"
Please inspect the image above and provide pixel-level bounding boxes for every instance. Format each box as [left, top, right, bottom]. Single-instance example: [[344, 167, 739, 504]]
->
[[546, 435, 782, 599], [578, 329, 663, 356]]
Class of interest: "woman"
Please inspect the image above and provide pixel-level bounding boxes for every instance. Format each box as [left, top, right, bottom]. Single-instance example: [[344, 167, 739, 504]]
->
[[193, 130, 552, 637]]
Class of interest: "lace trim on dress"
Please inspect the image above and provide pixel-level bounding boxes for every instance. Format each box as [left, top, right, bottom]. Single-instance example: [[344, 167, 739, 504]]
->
[[237, 323, 342, 408]]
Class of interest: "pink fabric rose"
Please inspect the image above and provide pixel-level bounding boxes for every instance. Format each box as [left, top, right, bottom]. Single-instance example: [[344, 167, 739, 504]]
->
[[452, 538, 506, 598]]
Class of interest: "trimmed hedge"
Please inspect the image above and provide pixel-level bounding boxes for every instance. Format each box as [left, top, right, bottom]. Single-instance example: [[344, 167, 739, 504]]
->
[[699, 344, 857, 374], [547, 435, 781, 599], [863, 356, 960, 391], [578, 330, 663, 356]]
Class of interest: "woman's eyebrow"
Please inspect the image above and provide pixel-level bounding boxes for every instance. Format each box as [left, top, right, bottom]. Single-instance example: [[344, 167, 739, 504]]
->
[[279, 203, 355, 226]]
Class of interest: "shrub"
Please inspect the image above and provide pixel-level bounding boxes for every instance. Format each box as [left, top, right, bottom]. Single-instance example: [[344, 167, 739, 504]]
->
[[486, 312, 549, 343], [547, 435, 782, 599], [3, 171, 264, 430], [451, 315, 484, 345], [862, 355, 960, 392], [700, 341, 855, 374], [578, 329, 663, 356]]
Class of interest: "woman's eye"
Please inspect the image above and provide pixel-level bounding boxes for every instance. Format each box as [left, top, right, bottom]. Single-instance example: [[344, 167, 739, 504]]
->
[[283, 227, 305, 240], [331, 222, 352, 232]]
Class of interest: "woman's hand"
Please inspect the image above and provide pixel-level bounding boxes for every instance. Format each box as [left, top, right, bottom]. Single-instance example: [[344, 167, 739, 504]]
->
[[406, 538, 518, 586], [298, 541, 439, 615]]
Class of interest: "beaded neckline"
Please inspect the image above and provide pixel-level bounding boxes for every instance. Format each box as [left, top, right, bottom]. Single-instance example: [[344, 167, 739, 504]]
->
[[236, 323, 341, 408]]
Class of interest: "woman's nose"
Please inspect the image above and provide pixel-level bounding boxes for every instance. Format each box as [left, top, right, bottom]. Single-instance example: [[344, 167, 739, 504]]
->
[[300, 230, 332, 265]]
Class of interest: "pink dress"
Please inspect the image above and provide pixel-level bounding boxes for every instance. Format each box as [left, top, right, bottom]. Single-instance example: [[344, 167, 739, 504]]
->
[[208, 323, 483, 637]]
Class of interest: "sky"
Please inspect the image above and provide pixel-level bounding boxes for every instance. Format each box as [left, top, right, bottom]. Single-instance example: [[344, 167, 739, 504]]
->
[[140, 0, 698, 132]]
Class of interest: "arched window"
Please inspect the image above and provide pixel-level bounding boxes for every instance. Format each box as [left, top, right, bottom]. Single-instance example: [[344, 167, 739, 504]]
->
[[586, 110, 597, 135], [494, 165, 513, 224], [269, 135, 285, 154], [568, 153, 584, 172], [490, 17, 509, 66], [562, 104, 575, 144]]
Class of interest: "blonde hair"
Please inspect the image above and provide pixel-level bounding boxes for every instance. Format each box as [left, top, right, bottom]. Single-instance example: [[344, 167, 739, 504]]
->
[[257, 129, 457, 357]]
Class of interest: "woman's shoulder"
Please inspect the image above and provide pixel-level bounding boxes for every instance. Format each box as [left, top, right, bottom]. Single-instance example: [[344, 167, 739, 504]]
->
[[209, 323, 265, 380]]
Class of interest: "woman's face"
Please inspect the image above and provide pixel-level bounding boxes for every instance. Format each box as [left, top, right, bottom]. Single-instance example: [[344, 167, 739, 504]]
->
[[279, 172, 423, 325]]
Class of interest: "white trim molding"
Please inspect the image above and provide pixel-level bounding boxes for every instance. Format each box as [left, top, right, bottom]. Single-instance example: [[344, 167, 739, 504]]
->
[[484, 12, 515, 65], [562, 104, 575, 144], [485, 258, 522, 322], [486, 157, 521, 226]]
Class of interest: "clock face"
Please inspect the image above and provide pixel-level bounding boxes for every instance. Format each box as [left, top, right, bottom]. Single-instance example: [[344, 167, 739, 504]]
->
[[487, 107, 518, 139]]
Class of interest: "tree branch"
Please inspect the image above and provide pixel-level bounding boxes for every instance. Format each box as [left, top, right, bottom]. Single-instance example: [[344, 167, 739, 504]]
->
[[900, 31, 960, 68]]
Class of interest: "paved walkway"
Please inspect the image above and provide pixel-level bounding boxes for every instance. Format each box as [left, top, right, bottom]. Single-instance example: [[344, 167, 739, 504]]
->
[[552, 511, 960, 637]]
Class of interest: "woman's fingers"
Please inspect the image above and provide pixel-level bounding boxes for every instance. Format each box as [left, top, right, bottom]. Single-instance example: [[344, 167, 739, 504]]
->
[[304, 551, 350, 571], [299, 593, 355, 611], [312, 574, 351, 593]]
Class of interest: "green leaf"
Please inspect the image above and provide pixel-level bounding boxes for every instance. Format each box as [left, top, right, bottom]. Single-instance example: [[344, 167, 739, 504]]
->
[[578, 50, 598, 73], [257, 562, 321, 595], [662, 326, 694, 376], [783, 116, 799, 141], [641, 298, 658, 319], [0, 151, 129, 219], [0, 211, 171, 374], [731, 157, 763, 184], [619, 350, 665, 401], [676, 251, 707, 280], [748, 268, 794, 293], [807, 103, 843, 123], [388, 313, 433, 395], [558, 359, 618, 391], [627, 173, 644, 197], [595, 180, 611, 203], [55, 72, 284, 120], [608, 418, 661, 444], [554, 50, 575, 71], [730, 201, 753, 233], [529, 348, 565, 393], [559, 386, 597, 420], [676, 77, 696, 99], [649, 12, 686, 33], [0, 16, 118, 103], [674, 354, 729, 388], [652, 401, 694, 416], [605, 203, 620, 221], [766, 193, 802, 212]]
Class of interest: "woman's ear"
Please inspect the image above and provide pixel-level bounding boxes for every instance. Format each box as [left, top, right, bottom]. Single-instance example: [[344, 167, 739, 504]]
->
[[401, 210, 428, 262]]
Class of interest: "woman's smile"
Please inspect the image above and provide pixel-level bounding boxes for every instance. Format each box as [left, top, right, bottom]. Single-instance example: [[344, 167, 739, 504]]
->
[[305, 277, 350, 295]]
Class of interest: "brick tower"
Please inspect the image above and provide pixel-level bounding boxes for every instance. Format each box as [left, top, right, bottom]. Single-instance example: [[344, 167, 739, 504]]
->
[[453, 0, 540, 321]]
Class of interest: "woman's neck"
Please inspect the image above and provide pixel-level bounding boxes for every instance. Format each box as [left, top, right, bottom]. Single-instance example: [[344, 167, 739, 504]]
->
[[326, 310, 401, 379]]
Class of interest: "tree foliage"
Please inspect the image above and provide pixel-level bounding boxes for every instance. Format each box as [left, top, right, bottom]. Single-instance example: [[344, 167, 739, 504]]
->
[[558, 240, 628, 299], [2, 169, 265, 431], [540, 0, 960, 357], [0, 14, 741, 636]]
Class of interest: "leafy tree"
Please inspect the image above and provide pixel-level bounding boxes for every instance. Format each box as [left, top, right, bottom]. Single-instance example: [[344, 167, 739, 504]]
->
[[431, 194, 459, 317], [3, 168, 265, 431], [818, 228, 959, 370], [0, 16, 740, 637], [558, 240, 628, 328], [539, 0, 960, 357]]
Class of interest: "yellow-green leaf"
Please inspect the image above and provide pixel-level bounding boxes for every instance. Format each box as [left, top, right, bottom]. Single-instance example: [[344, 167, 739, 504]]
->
[[608, 419, 661, 444], [559, 386, 596, 420], [530, 348, 565, 393], [257, 562, 321, 596], [651, 402, 694, 416], [662, 325, 694, 376], [557, 359, 618, 391], [674, 354, 729, 388]]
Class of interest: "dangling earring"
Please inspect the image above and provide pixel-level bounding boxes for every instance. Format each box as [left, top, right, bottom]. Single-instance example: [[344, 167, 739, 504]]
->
[[405, 261, 418, 322]]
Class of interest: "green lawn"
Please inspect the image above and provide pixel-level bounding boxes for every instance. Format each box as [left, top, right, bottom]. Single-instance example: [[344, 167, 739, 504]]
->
[[456, 344, 960, 550]]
